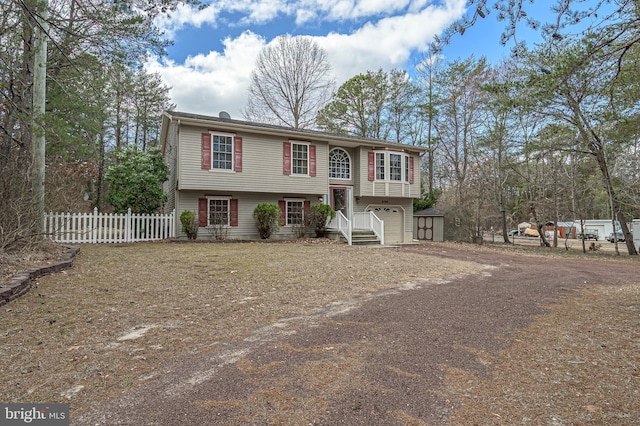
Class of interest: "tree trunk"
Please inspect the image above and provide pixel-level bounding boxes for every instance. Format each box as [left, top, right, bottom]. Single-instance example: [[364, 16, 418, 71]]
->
[[501, 207, 509, 244], [530, 202, 550, 247], [95, 128, 106, 210], [566, 91, 637, 255], [30, 0, 48, 237]]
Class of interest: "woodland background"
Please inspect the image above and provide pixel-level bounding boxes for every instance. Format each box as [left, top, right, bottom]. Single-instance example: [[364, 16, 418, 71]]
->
[[1, 0, 638, 254]]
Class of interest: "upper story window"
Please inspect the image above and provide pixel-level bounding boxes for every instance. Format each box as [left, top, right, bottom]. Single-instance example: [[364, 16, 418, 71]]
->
[[292, 143, 308, 175], [404, 155, 410, 182], [389, 153, 402, 181], [375, 152, 385, 180], [284, 141, 316, 177], [329, 148, 351, 180], [201, 132, 242, 172], [212, 134, 233, 170], [370, 151, 414, 183]]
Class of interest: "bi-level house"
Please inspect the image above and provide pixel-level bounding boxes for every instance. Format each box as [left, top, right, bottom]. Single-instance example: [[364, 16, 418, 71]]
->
[[160, 111, 427, 244]]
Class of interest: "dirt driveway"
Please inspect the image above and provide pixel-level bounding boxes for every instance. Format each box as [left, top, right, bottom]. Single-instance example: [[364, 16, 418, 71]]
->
[[2, 241, 639, 425]]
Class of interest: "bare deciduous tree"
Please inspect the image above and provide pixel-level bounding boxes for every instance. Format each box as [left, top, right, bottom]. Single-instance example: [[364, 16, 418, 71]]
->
[[244, 35, 335, 129]]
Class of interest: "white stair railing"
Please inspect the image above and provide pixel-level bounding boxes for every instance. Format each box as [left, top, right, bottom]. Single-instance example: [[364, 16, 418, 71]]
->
[[353, 211, 384, 245], [336, 210, 352, 245]]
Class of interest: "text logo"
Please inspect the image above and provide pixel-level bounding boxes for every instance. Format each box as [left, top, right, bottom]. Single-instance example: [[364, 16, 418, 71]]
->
[[1, 404, 69, 425]]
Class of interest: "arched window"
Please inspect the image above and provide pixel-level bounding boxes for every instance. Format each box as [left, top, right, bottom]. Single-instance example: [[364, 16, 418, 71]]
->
[[329, 148, 351, 179]]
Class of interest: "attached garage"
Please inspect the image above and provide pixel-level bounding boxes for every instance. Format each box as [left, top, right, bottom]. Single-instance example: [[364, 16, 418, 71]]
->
[[413, 207, 445, 242], [366, 205, 404, 244]]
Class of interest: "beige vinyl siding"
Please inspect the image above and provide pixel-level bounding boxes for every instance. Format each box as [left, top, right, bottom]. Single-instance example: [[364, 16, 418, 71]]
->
[[178, 125, 328, 195], [176, 191, 322, 240], [356, 147, 370, 197], [410, 152, 421, 198]]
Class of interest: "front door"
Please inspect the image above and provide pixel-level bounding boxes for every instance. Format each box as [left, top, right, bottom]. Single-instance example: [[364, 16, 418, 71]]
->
[[330, 186, 350, 219]]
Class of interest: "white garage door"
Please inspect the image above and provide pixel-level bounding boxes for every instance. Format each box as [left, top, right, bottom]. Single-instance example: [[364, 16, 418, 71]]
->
[[368, 205, 404, 244]]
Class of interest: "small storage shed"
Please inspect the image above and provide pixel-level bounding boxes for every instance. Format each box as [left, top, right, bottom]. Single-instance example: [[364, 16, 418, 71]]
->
[[413, 207, 445, 242], [556, 222, 577, 239]]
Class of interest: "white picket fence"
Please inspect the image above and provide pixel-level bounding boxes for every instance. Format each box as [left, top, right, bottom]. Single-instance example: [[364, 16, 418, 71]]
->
[[44, 208, 175, 244]]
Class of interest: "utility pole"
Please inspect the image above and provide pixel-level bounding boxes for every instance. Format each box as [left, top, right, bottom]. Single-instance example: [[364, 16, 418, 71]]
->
[[31, 0, 48, 237]]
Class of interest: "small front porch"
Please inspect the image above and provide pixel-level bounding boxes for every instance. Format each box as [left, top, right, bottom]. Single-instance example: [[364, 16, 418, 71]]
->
[[328, 211, 385, 246]]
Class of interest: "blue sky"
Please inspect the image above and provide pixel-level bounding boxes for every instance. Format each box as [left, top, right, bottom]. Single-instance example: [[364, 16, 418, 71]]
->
[[145, 0, 567, 119]]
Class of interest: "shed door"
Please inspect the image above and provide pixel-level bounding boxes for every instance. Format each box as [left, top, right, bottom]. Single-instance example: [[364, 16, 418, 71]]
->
[[416, 216, 434, 240], [369, 205, 403, 244]]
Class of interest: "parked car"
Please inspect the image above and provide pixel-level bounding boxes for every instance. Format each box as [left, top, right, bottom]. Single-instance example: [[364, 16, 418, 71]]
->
[[579, 232, 598, 241], [607, 231, 625, 242], [508, 229, 519, 236]]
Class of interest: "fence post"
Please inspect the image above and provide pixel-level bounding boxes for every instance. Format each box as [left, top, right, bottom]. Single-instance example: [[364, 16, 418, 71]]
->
[[170, 210, 174, 239], [126, 208, 132, 243], [171, 209, 176, 238], [92, 207, 98, 243]]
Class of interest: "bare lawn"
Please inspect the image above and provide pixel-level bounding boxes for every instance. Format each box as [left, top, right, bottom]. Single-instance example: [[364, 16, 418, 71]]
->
[[1, 241, 638, 424], [0, 241, 482, 413]]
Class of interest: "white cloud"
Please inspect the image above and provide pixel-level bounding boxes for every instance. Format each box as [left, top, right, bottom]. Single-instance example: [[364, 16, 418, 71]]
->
[[239, 0, 290, 24], [155, 0, 291, 34], [146, 31, 266, 118], [319, 0, 466, 82], [148, 0, 467, 118], [154, 3, 223, 37], [293, 0, 410, 25]]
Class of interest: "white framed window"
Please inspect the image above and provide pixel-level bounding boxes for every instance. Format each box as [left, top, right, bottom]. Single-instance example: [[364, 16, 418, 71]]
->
[[292, 143, 309, 175], [404, 155, 410, 182], [211, 133, 233, 170], [389, 153, 402, 181], [286, 200, 304, 225], [374, 151, 411, 182], [208, 197, 230, 226], [329, 148, 351, 179], [375, 152, 385, 180]]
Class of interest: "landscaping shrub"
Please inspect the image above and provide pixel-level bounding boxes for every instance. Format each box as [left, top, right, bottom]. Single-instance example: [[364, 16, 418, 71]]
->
[[253, 203, 281, 239], [307, 203, 336, 238], [180, 210, 198, 240]]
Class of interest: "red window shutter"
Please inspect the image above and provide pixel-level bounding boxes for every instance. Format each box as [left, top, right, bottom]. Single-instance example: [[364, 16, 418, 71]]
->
[[368, 151, 375, 181], [304, 200, 311, 213], [201, 133, 211, 170], [198, 198, 208, 227], [230, 199, 238, 226], [283, 142, 291, 175], [409, 156, 415, 184], [234, 136, 242, 172], [309, 144, 316, 177], [278, 200, 286, 225]]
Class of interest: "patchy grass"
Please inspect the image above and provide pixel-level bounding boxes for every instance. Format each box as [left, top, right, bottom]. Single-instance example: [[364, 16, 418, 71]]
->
[[442, 283, 640, 425], [2, 240, 639, 424], [0, 241, 482, 414]]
